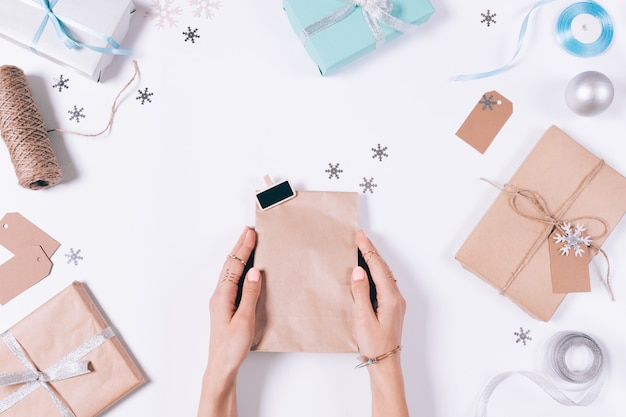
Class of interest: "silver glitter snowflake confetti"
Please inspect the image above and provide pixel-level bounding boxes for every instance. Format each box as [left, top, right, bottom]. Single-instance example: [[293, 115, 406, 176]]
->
[[136, 88, 154, 105], [52, 75, 69, 92], [359, 177, 377, 193], [371, 144, 389, 161], [325, 163, 343, 179], [514, 327, 532, 345], [68, 106, 85, 122], [553, 222, 592, 257], [183, 26, 200, 42], [65, 248, 83, 266], [479, 94, 500, 111], [481, 10, 496, 27]]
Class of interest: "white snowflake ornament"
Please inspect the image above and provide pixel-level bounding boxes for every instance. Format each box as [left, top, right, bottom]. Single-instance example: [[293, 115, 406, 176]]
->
[[553, 222, 592, 257]]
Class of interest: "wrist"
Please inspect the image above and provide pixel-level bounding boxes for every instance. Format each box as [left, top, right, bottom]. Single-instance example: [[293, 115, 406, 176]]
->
[[204, 359, 238, 392], [366, 356, 409, 417], [198, 364, 238, 417]]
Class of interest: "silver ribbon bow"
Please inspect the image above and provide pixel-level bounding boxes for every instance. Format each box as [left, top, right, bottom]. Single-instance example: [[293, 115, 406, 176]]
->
[[0, 327, 115, 417], [300, 0, 419, 48]]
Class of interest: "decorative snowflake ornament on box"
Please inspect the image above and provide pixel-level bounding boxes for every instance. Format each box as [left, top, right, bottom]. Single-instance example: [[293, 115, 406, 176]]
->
[[553, 222, 592, 257]]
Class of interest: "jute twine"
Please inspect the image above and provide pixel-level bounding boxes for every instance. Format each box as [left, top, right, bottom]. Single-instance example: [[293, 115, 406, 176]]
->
[[0, 65, 61, 190]]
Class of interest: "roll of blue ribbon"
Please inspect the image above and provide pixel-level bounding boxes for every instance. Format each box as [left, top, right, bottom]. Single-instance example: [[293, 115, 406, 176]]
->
[[556, 1, 613, 57]]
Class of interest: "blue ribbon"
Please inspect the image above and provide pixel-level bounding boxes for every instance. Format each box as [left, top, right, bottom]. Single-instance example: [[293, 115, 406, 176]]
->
[[455, 0, 613, 81], [31, 0, 132, 56], [455, 0, 557, 81], [556, 2, 613, 57]]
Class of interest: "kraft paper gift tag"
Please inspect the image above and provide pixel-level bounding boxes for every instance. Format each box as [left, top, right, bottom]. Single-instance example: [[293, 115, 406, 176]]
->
[[0, 212, 60, 304], [548, 224, 591, 293], [252, 190, 358, 353], [456, 90, 513, 154]]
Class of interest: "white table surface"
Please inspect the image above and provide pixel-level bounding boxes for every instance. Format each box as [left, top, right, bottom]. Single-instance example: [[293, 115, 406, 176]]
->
[[1, 0, 626, 416]]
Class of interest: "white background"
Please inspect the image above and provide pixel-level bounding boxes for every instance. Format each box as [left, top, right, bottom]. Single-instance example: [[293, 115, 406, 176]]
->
[[1, 0, 626, 416]]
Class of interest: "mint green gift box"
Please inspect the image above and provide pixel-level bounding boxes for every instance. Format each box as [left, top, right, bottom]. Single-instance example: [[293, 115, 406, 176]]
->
[[283, 0, 435, 75]]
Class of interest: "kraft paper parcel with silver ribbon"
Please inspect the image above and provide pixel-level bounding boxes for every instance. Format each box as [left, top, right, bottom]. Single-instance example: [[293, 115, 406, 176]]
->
[[456, 125, 626, 321], [0, 281, 144, 417], [253, 190, 358, 353]]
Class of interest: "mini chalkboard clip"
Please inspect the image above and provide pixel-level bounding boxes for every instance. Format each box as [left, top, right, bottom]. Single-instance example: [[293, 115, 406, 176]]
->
[[256, 175, 297, 210]]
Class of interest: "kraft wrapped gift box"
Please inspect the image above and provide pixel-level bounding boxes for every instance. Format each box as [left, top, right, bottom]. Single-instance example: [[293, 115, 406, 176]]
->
[[283, 0, 434, 75], [0, 281, 144, 416], [455, 125, 626, 321], [0, 0, 135, 81]]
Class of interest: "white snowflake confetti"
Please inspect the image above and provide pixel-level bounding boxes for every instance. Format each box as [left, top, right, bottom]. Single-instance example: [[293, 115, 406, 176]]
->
[[189, 0, 222, 19], [514, 327, 532, 345], [183, 26, 200, 42], [359, 177, 377, 193], [52, 75, 69, 92], [481, 10, 496, 27], [65, 248, 83, 266], [145, 0, 183, 29], [371, 144, 389, 161], [553, 222, 592, 257], [325, 163, 343, 179], [136, 88, 154, 105], [68, 105, 85, 122]]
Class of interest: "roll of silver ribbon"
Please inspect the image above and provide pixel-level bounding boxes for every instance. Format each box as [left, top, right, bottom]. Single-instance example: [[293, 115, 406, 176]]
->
[[475, 331, 604, 417], [549, 332, 603, 384]]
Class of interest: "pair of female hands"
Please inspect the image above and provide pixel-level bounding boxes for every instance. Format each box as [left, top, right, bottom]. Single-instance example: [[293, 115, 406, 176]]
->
[[199, 227, 408, 417]]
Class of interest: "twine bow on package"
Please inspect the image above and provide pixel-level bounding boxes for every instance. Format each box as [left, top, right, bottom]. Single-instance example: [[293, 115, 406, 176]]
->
[[456, 125, 626, 321], [252, 183, 358, 352]]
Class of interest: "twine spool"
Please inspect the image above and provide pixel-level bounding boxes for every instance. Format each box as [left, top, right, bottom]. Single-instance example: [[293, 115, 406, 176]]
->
[[0, 65, 61, 190]]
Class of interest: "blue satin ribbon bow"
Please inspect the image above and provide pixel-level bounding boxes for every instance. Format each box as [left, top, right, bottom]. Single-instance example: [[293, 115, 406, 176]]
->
[[31, 0, 132, 56]]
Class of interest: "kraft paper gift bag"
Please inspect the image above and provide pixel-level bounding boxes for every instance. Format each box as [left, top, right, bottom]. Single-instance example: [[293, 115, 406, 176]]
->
[[456, 125, 626, 321], [252, 190, 358, 353]]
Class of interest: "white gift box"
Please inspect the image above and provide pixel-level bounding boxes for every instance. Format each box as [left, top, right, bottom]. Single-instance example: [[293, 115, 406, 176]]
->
[[0, 0, 135, 81]]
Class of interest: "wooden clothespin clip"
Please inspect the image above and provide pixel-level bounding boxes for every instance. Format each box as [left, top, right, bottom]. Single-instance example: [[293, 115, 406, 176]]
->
[[255, 175, 297, 210]]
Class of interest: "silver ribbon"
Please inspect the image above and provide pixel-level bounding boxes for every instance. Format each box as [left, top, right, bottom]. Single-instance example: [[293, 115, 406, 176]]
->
[[0, 327, 115, 417], [300, 0, 419, 48], [476, 332, 604, 417]]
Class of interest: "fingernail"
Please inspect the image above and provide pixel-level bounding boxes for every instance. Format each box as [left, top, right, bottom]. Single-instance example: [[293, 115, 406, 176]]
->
[[248, 268, 260, 282], [352, 267, 365, 281]]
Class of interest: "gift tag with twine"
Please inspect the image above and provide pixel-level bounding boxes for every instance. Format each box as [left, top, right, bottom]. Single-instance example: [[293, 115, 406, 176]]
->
[[548, 223, 591, 293], [456, 90, 513, 154]]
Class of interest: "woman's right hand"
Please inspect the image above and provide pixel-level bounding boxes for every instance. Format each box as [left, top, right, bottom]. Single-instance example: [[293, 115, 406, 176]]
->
[[351, 229, 409, 417]]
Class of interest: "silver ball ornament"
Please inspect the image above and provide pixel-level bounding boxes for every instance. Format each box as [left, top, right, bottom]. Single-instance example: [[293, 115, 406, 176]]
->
[[565, 71, 614, 116]]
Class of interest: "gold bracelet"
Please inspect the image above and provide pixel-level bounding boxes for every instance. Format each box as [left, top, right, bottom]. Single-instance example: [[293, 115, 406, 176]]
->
[[355, 346, 402, 369]]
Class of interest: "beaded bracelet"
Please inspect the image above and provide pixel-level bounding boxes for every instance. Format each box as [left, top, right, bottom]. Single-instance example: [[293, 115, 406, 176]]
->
[[355, 346, 402, 369]]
